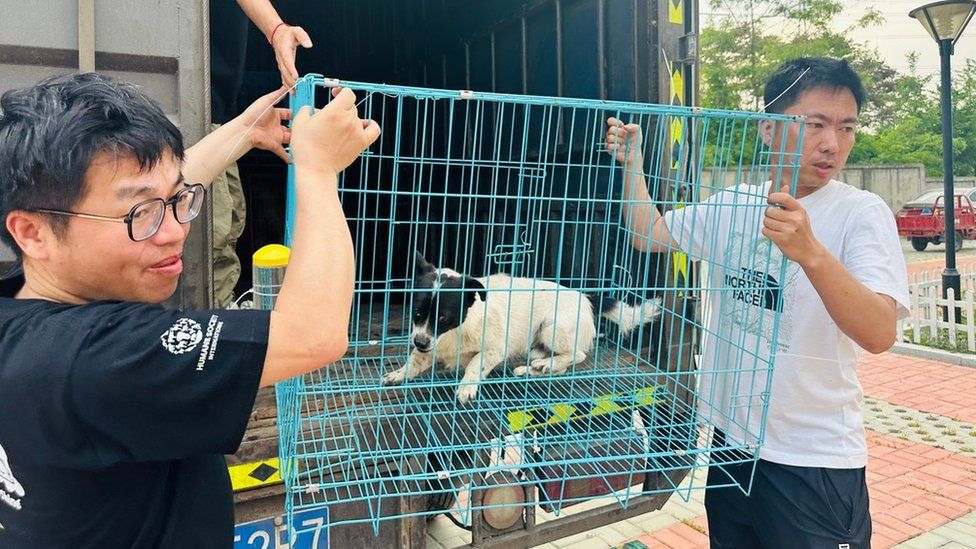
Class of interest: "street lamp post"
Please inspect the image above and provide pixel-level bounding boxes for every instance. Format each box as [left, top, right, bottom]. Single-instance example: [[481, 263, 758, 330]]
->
[[911, 1, 976, 321]]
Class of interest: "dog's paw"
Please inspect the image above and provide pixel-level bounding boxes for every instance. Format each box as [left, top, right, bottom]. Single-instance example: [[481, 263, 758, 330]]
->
[[530, 357, 554, 373], [382, 368, 408, 385], [456, 383, 479, 403], [516, 364, 548, 377]]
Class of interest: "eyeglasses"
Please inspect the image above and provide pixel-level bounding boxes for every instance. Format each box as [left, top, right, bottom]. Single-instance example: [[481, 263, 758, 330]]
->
[[31, 184, 206, 242]]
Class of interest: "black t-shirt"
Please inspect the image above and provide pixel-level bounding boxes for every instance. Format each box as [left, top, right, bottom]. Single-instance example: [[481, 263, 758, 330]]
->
[[0, 271, 269, 548], [211, 1, 250, 124]]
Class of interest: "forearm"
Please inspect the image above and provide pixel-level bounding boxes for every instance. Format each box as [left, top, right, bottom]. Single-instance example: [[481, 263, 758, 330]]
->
[[279, 167, 355, 339], [801, 247, 897, 353], [620, 159, 666, 252], [236, 0, 283, 39], [262, 167, 353, 385], [182, 119, 252, 187]]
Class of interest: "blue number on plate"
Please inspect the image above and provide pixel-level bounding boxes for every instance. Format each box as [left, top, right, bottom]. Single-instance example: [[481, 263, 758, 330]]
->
[[234, 506, 329, 549]]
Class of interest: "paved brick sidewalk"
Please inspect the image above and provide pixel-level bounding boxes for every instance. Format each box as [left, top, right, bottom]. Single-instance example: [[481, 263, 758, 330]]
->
[[611, 353, 976, 549], [859, 353, 976, 424]]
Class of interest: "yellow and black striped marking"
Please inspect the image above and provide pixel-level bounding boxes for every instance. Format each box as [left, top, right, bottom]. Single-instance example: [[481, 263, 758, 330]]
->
[[506, 387, 659, 433], [669, 0, 683, 25], [230, 388, 661, 489], [229, 457, 283, 492], [666, 4, 690, 289]]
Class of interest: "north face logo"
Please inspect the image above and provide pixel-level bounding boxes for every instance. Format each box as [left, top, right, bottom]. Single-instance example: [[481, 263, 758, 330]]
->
[[160, 318, 203, 355], [725, 267, 783, 312]]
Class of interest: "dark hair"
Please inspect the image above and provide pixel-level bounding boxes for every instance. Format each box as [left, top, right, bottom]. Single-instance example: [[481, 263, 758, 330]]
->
[[763, 57, 867, 115], [0, 73, 184, 255]]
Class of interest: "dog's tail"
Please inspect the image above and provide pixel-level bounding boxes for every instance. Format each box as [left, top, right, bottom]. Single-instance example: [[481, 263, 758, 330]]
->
[[589, 295, 663, 337]]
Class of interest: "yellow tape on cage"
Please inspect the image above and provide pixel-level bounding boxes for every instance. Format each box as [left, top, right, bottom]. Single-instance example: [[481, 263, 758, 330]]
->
[[506, 387, 658, 433]]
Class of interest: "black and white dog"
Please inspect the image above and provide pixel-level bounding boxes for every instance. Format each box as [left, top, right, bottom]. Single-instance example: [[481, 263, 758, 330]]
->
[[382, 253, 662, 402]]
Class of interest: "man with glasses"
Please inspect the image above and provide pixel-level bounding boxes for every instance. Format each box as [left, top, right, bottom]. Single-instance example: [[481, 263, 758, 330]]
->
[[604, 57, 909, 548], [29, 182, 207, 243], [0, 73, 379, 547]]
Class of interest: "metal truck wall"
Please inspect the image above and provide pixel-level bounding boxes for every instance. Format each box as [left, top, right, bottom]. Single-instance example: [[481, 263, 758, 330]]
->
[[266, 0, 688, 102], [0, 0, 211, 308], [235, 0, 698, 294]]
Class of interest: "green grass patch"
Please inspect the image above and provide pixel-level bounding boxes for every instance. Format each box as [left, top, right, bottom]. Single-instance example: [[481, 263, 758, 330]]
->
[[904, 327, 976, 354]]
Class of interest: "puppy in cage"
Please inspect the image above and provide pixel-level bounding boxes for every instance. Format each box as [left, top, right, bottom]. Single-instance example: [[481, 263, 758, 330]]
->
[[381, 252, 662, 402]]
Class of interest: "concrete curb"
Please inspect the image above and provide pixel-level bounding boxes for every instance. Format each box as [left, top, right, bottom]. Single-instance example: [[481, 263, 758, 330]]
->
[[890, 341, 976, 368]]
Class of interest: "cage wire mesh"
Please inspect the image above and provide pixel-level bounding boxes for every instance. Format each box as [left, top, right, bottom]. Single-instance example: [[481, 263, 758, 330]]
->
[[273, 74, 803, 535]]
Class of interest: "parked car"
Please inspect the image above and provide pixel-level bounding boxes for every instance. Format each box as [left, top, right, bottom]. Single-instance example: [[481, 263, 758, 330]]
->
[[895, 188, 976, 251]]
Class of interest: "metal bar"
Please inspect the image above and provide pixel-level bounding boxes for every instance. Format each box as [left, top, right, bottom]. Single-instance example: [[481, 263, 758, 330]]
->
[[597, 0, 605, 99], [465, 42, 472, 90], [78, 0, 95, 72], [940, 38, 961, 321], [172, 0, 213, 310], [0, 45, 179, 74], [315, 77, 795, 122], [520, 15, 528, 95], [555, 0, 563, 98], [491, 31, 497, 92]]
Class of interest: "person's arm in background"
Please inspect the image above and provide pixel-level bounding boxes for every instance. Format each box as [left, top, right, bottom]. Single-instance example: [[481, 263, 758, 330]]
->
[[236, 0, 313, 89], [260, 88, 381, 386], [604, 118, 679, 252], [182, 87, 292, 187]]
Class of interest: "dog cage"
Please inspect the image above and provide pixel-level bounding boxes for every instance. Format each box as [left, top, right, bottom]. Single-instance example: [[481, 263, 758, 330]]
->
[[273, 74, 802, 543]]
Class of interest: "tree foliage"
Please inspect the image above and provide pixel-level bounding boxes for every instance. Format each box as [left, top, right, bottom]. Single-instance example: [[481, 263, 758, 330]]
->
[[700, 1, 976, 176], [847, 57, 976, 177]]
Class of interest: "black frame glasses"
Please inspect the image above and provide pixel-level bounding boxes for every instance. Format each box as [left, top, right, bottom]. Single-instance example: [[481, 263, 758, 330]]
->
[[31, 184, 207, 242]]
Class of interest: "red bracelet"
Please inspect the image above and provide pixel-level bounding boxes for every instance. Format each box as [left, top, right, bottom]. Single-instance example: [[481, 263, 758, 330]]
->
[[269, 22, 288, 45]]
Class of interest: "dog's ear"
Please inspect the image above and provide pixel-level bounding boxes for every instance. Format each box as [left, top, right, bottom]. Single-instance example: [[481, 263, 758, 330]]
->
[[464, 277, 487, 306], [415, 250, 435, 278]]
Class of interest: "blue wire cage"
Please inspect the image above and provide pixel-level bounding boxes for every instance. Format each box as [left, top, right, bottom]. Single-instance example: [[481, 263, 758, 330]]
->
[[272, 74, 802, 537]]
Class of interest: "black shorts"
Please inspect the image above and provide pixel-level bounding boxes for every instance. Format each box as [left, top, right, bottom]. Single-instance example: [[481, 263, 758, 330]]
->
[[705, 439, 871, 548]]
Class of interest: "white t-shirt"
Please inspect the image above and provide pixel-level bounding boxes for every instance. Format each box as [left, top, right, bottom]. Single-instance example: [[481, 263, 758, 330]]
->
[[663, 180, 910, 468]]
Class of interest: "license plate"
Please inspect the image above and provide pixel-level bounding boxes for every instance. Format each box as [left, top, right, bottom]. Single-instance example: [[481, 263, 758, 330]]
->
[[234, 507, 329, 549], [921, 208, 932, 215]]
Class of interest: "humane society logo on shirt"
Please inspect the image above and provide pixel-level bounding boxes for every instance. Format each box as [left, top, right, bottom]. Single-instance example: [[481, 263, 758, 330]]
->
[[160, 318, 203, 354], [0, 441, 24, 513], [160, 315, 225, 371]]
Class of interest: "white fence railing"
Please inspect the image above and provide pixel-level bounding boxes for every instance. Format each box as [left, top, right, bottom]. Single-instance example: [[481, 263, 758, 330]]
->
[[898, 265, 976, 352]]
